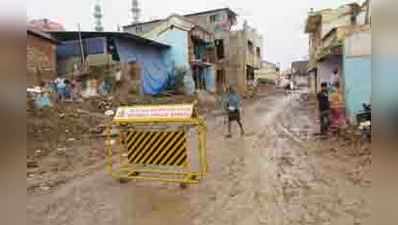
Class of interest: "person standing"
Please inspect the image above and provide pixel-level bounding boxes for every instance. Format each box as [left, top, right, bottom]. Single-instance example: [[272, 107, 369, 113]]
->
[[63, 79, 71, 100], [70, 78, 80, 102], [55, 77, 65, 102], [329, 82, 346, 133], [317, 82, 330, 136], [329, 68, 340, 91], [225, 87, 245, 138]]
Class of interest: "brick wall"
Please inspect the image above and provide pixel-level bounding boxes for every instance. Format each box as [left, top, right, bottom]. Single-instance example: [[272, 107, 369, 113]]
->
[[27, 34, 56, 85]]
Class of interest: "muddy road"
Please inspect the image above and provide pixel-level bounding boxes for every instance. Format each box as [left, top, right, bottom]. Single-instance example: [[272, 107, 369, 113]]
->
[[28, 90, 370, 225]]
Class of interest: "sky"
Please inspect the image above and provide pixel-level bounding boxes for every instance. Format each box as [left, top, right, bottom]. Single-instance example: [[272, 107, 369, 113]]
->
[[27, 0, 363, 69]]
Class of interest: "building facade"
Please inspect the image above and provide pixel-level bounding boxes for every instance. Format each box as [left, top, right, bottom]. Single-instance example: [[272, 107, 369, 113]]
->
[[229, 23, 263, 93], [343, 28, 371, 122], [291, 60, 310, 87], [255, 60, 280, 83], [125, 14, 216, 93], [183, 8, 237, 89], [305, 3, 361, 92], [124, 8, 264, 95], [305, 1, 371, 123], [27, 28, 58, 86], [50, 31, 171, 96]]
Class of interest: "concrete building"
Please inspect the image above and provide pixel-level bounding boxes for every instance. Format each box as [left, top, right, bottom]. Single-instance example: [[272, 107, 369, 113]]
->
[[305, 1, 371, 123], [27, 28, 58, 86], [255, 60, 280, 83], [305, 2, 363, 93], [134, 14, 216, 93], [124, 8, 264, 95], [181, 8, 238, 93], [291, 60, 310, 87], [229, 22, 263, 94], [343, 27, 371, 122], [183, 9, 264, 95], [124, 8, 238, 94]]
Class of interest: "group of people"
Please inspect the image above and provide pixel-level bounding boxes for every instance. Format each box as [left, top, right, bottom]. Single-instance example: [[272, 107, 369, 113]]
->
[[53, 77, 82, 102], [317, 69, 346, 136]]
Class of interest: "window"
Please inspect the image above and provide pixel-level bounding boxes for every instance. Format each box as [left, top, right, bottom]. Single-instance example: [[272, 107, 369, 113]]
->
[[350, 14, 357, 25], [215, 39, 225, 60], [210, 14, 220, 23], [256, 47, 261, 58], [216, 69, 226, 92], [248, 41, 254, 54], [217, 69, 225, 84], [246, 66, 255, 82], [135, 26, 142, 33]]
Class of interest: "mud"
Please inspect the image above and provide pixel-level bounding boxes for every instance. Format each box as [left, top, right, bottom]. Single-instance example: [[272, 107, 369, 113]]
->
[[27, 88, 371, 225]]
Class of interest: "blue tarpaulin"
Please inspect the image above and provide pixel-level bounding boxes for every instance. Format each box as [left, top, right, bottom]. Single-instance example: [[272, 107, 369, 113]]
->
[[57, 37, 106, 59], [114, 38, 171, 95], [35, 94, 53, 108]]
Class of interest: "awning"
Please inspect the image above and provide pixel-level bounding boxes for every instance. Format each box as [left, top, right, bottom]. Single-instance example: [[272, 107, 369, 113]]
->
[[306, 58, 318, 72]]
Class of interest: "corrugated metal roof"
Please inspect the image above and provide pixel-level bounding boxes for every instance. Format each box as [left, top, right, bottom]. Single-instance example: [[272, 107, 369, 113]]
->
[[48, 31, 170, 48]]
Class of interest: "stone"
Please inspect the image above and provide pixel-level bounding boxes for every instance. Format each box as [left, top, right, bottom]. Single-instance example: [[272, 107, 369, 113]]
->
[[57, 147, 67, 152], [40, 185, 50, 191], [27, 160, 39, 168]]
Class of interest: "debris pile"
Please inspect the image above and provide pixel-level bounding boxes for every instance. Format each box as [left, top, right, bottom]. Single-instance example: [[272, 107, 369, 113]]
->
[[27, 103, 110, 192]]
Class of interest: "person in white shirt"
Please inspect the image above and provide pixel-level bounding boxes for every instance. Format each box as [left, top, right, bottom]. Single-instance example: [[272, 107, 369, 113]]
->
[[330, 68, 340, 88]]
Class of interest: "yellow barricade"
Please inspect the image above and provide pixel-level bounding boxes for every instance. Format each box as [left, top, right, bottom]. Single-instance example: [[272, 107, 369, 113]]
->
[[106, 103, 208, 185]]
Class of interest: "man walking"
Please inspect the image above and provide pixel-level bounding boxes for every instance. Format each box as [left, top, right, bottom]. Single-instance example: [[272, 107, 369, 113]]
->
[[225, 87, 245, 138], [317, 82, 330, 136]]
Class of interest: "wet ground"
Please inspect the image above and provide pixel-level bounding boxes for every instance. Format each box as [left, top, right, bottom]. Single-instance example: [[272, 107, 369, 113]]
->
[[27, 89, 371, 225]]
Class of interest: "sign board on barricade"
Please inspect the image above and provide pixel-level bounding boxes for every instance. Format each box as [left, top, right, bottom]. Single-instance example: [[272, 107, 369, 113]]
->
[[113, 104, 194, 122], [106, 103, 208, 187]]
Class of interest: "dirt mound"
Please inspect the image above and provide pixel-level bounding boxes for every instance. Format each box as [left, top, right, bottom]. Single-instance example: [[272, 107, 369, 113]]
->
[[27, 104, 108, 157], [27, 94, 201, 193], [27, 102, 111, 193]]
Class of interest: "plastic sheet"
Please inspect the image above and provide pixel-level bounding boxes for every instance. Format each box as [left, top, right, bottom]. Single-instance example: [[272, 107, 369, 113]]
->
[[57, 37, 106, 59], [115, 38, 170, 95]]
